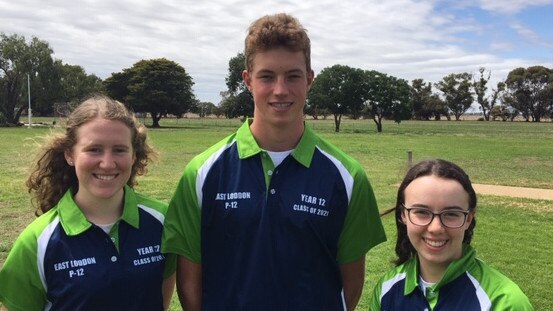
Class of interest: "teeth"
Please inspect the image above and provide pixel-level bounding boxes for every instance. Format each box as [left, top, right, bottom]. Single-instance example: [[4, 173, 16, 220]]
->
[[425, 239, 446, 247], [95, 174, 116, 181], [272, 102, 291, 108]]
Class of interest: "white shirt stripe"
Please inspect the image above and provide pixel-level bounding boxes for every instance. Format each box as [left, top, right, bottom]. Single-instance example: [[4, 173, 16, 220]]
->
[[36, 217, 61, 293], [138, 204, 165, 224], [467, 272, 492, 311], [316, 147, 354, 203], [380, 273, 407, 302], [196, 141, 235, 209]]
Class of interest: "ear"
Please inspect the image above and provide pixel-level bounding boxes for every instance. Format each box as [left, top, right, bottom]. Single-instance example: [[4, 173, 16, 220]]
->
[[465, 210, 476, 228], [306, 69, 314, 91], [242, 69, 252, 92], [64, 151, 74, 166], [399, 209, 408, 225]]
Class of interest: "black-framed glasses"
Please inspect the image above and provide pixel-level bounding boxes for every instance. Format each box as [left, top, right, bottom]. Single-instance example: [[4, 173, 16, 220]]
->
[[402, 204, 470, 229]]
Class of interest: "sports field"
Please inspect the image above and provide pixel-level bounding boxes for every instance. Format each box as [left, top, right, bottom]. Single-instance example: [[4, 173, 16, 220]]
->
[[1, 118, 552, 310]]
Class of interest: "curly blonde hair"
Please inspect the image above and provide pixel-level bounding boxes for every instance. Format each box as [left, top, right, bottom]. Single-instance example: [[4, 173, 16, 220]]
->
[[26, 95, 157, 215], [244, 13, 311, 72]]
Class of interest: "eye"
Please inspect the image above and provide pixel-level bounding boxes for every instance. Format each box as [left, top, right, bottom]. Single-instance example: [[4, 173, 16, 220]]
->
[[442, 211, 463, 219], [87, 147, 102, 153], [259, 75, 274, 81], [412, 208, 432, 217], [113, 147, 130, 154]]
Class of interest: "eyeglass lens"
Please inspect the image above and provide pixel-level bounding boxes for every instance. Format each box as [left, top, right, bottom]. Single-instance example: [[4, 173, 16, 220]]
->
[[408, 208, 467, 228]]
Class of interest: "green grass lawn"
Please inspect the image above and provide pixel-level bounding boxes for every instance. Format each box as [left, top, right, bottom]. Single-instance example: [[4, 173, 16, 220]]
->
[[1, 118, 552, 310]]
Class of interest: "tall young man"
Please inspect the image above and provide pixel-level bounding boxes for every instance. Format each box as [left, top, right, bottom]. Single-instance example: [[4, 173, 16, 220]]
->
[[162, 13, 386, 311]]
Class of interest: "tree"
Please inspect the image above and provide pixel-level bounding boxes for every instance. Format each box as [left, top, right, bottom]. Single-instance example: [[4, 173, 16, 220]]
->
[[308, 65, 368, 132], [472, 67, 505, 121], [411, 79, 434, 120], [426, 94, 449, 120], [221, 53, 253, 119], [435, 73, 473, 120], [105, 58, 195, 127], [220, 91, 253, 119], [363, 71, 411, 132], [191, 101, 216, 117], [0, 33, 57, 124], [304, 100, 331, 120], [58, 63, 103, 104], [226, 52, 247, 94], [503, 66, 553, 122]]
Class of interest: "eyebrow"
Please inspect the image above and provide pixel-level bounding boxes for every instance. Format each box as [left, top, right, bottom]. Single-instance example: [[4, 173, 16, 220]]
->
[[255, 69, 305, 75], [409, 204, 466, 211]]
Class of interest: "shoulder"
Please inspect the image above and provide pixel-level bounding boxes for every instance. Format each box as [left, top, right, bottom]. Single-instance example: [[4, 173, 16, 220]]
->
[[134, 191, 169, 214], [469, 259, 533, 309], [372, 261, 412, 303], [191, 132, 237, 165], [377, 261, 410, 286], [5, 209, 61, 259], [311, 133, 366, 176]]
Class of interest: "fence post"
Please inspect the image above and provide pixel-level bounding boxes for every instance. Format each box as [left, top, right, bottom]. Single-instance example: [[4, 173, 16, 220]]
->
[[407, 150, 413, 168]]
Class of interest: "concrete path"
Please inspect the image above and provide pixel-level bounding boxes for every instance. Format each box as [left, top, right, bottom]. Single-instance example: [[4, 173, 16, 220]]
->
[[473, 184, 553, 200]]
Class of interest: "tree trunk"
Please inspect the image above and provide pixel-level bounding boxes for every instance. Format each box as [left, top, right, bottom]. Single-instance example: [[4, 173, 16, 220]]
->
[[151, 112, 161, 128], [334, 114, 341, 132], [373, 116, 383, 133]]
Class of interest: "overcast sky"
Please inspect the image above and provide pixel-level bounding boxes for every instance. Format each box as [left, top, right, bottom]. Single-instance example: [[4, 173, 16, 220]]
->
[[2, 0, 552, 104]]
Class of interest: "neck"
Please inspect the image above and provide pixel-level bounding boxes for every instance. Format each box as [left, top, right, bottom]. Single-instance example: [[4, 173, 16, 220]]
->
[[74, 190, 124, 225], [418, 258, 448, 283], [250, 120, 304, 151]]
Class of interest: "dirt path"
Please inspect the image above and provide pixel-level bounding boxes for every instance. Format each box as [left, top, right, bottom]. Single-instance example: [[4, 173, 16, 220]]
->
[[473, 184, 553, 200]]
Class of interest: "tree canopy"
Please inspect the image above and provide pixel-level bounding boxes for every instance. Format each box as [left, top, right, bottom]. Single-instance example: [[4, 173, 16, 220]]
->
[[308, 65, 369, 132], [104, 58, 195, 127], [220, 53, 253, 119], [504, 66, 552, 122], [363, 71, 411, 132], [0, 34, 57, 124], [435, 72, 473, 120], [0, 33, 104, 125]]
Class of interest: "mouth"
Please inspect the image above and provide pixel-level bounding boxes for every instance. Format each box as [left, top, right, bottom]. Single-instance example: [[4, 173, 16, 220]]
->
[[423, 238, 447, 248], [270, 102, 293, 110], [94, 174, 118, 181]]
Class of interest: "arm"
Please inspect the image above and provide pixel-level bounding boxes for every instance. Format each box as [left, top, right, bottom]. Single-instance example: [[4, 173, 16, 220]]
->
[[176, 256, 202, 311], [340, 257, 366, 311], [162, 272, 176, 311]]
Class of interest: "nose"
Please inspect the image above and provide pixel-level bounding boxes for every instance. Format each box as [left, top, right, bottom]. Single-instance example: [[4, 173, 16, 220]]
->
[[99, 152, 117, 169], [273, 76, 289, 96], [427, 214, 445, 232]]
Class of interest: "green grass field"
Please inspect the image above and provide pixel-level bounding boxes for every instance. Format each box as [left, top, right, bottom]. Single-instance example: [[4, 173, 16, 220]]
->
[[1, 118, 552, 310]]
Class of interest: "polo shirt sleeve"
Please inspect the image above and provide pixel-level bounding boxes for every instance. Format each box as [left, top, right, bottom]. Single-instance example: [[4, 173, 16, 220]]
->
[[336, 167, 386, 264], [162, 165, 202, 263], [0, 227, 48, 311], [368, 277, 383, 311]]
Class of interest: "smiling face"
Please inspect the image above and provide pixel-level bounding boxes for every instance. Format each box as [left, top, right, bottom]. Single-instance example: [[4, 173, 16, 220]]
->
[[401, 175, 474, 282], [65, 117, 135, 208], [243, 47, 314, 136]]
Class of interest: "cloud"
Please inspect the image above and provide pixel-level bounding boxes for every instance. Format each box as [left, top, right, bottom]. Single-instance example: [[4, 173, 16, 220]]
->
[[479, 0, 553, 14], [1, 0, 551, 103]]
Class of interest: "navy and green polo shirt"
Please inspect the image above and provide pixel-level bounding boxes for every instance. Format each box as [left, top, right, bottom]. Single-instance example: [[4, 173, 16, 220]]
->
[[370, 245, 534, 311], [163, 119, 386, 310], [0, 186, 175, 311]]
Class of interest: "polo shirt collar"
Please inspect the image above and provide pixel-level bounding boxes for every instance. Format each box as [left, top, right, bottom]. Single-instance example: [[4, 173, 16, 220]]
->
[[403, 244, 477, 296], [57, 185, 139, 236], [236, 118, 316, 168]]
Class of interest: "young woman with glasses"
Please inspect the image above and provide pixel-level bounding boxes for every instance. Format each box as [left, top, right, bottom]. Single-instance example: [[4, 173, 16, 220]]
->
[[370, 159, 533, 310]]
